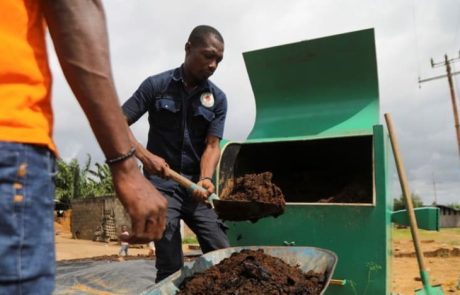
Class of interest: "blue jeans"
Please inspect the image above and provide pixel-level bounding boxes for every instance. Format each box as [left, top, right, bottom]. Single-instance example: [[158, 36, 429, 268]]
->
[[0, 142, 56, 295]]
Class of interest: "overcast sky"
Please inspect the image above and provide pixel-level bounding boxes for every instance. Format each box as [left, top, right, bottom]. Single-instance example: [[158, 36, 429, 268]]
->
[[48, 0, 460, 205]]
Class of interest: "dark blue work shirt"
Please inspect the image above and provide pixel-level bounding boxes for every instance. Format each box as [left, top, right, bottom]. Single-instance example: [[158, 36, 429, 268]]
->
[[122, 66, 227, 192]]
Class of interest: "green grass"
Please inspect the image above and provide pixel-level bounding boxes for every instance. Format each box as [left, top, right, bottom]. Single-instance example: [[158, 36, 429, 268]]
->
[[392, 226, 460, 246], [182, 236, 198, 244]]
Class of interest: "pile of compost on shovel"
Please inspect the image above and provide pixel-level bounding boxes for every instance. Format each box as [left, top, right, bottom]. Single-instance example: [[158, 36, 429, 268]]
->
[[220, 172, 286, 209], [177, 248, 325, 295]]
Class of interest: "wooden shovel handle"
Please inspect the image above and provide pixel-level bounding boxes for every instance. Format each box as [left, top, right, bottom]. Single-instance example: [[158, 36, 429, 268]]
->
[[167, 169, 219, 205], [384, 113, 426, 272], [167, 169, 203, 192]]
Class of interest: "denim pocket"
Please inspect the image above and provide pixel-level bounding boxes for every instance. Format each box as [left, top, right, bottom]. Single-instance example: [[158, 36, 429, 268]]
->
[[0, 146, 24, 280], [0, 143, 55, 292], [0, 148, 24, 213], [0, 147, 20, 186]]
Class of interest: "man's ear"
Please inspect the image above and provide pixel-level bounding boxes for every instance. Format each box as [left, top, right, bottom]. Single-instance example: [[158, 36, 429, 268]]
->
[[185, 41, 191, 53]]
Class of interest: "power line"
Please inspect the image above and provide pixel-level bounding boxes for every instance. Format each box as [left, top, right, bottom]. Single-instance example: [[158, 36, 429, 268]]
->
[[452, 1, 460, 49], [432, 172, 437, 205], [411, 0, 422, 79], [419, 52, 460, 160]]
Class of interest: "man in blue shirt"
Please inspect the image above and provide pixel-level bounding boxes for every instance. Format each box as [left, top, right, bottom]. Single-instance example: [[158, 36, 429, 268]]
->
[[122, 25, 230, 282]]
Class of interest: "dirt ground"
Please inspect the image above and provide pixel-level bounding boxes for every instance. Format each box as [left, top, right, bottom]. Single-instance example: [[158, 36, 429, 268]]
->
[[391, 228, 460, 294], [55, 228, 460, 294], [55, 233, 150, 261]]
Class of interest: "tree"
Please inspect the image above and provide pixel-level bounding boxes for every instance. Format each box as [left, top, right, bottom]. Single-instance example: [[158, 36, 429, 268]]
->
[[55, 155, 114, 206], [55, 158, 86, 206], [393, 194, 423, 211], [87, 162, 114, 196], [447, 203, 460, 210]]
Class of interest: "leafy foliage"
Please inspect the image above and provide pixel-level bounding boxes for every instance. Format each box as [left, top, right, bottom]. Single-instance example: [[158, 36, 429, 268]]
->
[[55, 155, 114, 206], [87, 162, 114, 196], [393, 193, 424, 211]]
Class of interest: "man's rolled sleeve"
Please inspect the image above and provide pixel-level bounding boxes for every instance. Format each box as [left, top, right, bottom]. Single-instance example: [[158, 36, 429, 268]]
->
[[122, 78, 154, 125]]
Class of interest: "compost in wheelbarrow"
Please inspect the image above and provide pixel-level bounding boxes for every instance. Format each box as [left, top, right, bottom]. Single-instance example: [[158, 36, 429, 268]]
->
[[177, 248, 326, 294], [143, 246, 337, 295]]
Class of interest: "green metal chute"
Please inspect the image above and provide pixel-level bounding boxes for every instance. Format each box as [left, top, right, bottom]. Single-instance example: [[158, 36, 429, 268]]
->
[[243, 28, 379, 139], [391, 207, 440, 231]]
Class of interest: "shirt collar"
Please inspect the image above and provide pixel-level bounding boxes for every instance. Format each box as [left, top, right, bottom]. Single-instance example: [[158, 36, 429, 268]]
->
[[171, 65, 211, 91], [171, 66, 183, 82]]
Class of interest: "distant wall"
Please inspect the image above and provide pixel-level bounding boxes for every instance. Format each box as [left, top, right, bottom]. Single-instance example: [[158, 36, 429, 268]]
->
[[438, 206, 460, 228], [105, 197, 132, 232], [71, 196, 197, 242], [71, 196, 130, 241], [440, 213, 460, 228]]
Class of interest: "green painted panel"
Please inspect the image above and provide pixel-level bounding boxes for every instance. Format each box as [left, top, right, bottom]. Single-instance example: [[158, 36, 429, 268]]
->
[[243, 28, 379, 139], [225, 126, 391, 294], [375, 124, 394, 294], [391, 207, 440, 231]]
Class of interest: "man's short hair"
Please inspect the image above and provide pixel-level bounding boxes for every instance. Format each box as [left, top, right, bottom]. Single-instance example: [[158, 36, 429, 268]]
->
[[188, 25, 224, 46]]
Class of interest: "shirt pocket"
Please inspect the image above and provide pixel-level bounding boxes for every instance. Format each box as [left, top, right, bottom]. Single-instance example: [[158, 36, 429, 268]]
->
[[191, 105, 215, 138], [153, 98, 181, 130]]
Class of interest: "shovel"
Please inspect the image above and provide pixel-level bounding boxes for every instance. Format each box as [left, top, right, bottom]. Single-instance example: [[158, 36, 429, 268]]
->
[[385, 113, 444, 295], [167, 169, 283, 222]]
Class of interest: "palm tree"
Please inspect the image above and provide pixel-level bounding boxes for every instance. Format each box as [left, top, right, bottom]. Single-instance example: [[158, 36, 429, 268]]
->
[[87, 162, 114, 196], [55, 158, 81, 206], [55, 155, 115, 206]]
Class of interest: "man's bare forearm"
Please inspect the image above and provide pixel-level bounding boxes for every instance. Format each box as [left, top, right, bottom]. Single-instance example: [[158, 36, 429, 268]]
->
[[41, 0, 130, 159], [127, 127, 150, 164], [40, 0, 167, 242], [200, 136, 221, 179]]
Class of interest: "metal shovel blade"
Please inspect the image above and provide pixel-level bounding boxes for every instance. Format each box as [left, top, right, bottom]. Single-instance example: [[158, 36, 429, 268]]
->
[[415, 284, 444, 295], [213, 199, 284, 222], [167, 169, 284, 222], [414, 271, 444, 295]]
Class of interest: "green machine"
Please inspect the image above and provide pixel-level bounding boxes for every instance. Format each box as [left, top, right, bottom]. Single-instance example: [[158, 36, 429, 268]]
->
[[217, 29, 437, 294]]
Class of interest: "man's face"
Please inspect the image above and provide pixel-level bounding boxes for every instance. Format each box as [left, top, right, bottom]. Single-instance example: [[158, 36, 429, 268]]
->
[[184, 34, 224, 83]]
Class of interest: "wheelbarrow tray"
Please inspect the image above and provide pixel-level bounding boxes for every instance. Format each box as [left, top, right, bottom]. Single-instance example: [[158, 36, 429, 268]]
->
[[142, 246, 338, 295]]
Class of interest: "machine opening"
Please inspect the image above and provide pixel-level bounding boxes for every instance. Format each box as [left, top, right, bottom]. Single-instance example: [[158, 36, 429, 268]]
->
[[219, 135, 374, 205]]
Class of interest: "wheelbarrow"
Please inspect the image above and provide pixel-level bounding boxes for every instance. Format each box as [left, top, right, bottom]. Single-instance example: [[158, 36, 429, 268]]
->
[[141, 246, 338, 295]]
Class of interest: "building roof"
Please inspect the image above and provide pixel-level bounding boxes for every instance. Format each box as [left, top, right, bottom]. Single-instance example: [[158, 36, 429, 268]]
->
[[435, 204, 460, 213]]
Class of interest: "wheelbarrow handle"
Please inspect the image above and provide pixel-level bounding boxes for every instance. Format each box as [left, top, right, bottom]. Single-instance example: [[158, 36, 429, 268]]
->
[[167, 168, 219, 206]]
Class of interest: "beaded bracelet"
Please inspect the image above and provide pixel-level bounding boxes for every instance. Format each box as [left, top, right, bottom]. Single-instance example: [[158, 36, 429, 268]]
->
[[105, 146, 136, 165], [200, 177, 213, 182]]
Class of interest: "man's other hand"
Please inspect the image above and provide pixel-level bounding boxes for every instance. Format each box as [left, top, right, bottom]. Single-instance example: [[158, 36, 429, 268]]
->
[[193, 178, 214, 203], [141, 152, 170, 179]]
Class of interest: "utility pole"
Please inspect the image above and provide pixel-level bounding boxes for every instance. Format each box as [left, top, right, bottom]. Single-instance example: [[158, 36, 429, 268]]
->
[[432, 172, 437, 205], [419, 52, 460, 159]]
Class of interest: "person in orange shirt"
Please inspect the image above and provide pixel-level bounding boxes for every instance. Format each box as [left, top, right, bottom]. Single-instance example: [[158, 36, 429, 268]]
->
[[0, 1, 167, 294]]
